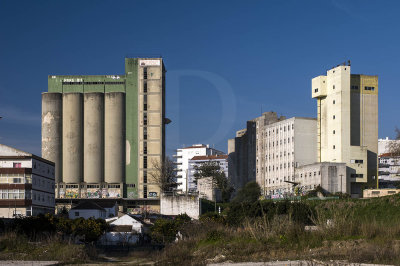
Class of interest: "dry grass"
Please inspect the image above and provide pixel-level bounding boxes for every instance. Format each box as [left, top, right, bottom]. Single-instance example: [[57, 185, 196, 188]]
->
[[0, 231, 92, 263], [154, 198, 400, 265]]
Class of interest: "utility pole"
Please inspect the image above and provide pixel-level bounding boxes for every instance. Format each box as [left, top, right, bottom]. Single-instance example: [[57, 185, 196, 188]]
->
[[14, 196, 17, 217]]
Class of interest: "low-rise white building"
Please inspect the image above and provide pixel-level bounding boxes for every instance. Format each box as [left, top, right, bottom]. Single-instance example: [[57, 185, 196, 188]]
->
[[0, 144, 55, 217], [175, 144, 224, 193], [100, 214, 147, 245], [294, 162, 348, 197], [69, 201, 106, 219]]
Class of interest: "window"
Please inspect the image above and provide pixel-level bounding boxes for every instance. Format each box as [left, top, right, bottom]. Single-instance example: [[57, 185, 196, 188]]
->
[[333, 115, 335, 119], [333, 85, 335, 90], [143, 113, 148, 125], [333, 100, 335, 104], [314, 88, 318, 93], [143, 127, 147, 140], [143, 185, 148, 198], [13, 178, 22, 184], [108, 184, 121, 188], [143, 95, 148, 111], [144, 171, 148, 183], [143, 81, 148, 93], [143, 156, 148, 168], [351, 85, 359, 90], [364, 86, 375, 91], [333, 145, 336, 149], [333, 130, 335, 134], [351, 174, 363, 178], [143, 67, 148, 79], [127, 184, 136, 188], [13, 163, 21, 168], [75, 212, 79, 217], [143, 142, 147, 154]]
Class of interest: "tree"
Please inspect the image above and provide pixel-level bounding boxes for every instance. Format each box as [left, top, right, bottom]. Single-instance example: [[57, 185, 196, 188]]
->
[[231, 181, 261, 204], [150, 157, 178, 193], [194, 161, 234, 202], [388, 128, 400, 156]]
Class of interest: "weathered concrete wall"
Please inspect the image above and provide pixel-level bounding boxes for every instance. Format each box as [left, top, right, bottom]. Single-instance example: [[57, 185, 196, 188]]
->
[[197, 177, 222, 202], [83, 93, 104, 184], [160, 194, 200, 219], [42, 93, 62, 183], [62, 93, 83, 184], [104, 92, 125, 184]]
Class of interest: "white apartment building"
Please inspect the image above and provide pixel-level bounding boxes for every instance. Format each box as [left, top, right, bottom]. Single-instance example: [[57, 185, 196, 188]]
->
[[378, 138, 400, 186], [379, 155, 400, 183], [0, 144, 55, 217], [312, 63, 378, 197], [187, 154, 229, 192], [175, 144, 224, 193], [255, 116, 318, 197]]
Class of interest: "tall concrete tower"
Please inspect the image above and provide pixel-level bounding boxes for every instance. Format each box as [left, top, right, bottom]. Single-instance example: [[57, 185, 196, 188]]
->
[[312, 63, 378, 197], [41, 58, 166, 212]]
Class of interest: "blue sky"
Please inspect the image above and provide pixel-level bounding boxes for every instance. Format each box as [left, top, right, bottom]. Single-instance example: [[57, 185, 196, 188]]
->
[[0, 0, 399, 156]]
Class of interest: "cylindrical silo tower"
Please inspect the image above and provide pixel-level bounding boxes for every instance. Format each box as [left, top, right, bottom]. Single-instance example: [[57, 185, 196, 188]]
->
[[41, 92, 62, 183], [104, 92, 125, 184], [62, 93, 83, 184], [84, 93, 104, 184]]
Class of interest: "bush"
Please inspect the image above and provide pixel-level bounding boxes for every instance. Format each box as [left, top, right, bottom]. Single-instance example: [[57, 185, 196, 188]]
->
[[150, 213, 191, 244]]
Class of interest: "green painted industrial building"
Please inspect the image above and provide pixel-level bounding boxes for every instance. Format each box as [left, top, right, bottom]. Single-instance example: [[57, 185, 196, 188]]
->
[[42, 58, 166, 212]]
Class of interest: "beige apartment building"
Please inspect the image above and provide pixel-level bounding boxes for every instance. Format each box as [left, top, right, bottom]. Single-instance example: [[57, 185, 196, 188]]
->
[[312, 63, 378, 197]]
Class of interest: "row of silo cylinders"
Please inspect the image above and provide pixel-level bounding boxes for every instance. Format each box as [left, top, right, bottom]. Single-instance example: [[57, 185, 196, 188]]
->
[[42, 92, 125, 184]]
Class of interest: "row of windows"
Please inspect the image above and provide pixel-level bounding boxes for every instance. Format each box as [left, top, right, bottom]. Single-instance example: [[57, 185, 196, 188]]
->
[[33, 161, 54, 176], [351, 85, 359, 90], [300, 171, 321, 178], [33, 178, 54, 190], [322, 84, 374, 92], [62, 81, 125, 85], [351, 174, 364, 178], [350, 159, 364, 164], [263, 137, 294, 147], [0, 176, 32, 184], [0, 189, 30, 199], [263, 151, 294, 160], [262, 124, 294, 135], [267, 176, 295, 184], [33, 192, 54, 203]]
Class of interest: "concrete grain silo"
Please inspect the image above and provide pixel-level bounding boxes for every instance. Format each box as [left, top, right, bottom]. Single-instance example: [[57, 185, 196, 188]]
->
[[43, 58, 166, 212], [83, 92, 104, 184], [104, 92, 125, 184], [62, 93, 83, 184], [41, 92, 62, 183]]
